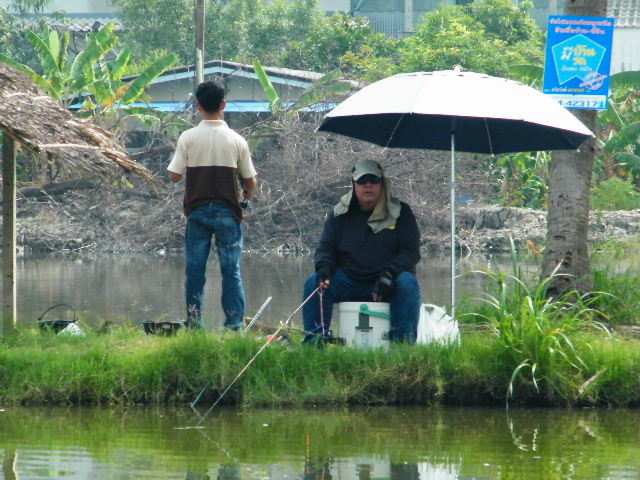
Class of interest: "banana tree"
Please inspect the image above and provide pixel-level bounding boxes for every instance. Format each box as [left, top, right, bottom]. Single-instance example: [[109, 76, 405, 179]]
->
[[0, 24, 177, 182], [0, 24, 177, 115], [597, 71, 640, 181], [253, 59, 352, 128]]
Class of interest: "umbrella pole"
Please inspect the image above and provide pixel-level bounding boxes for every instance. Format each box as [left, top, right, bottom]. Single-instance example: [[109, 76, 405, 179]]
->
[[450, 132, 456, 321]]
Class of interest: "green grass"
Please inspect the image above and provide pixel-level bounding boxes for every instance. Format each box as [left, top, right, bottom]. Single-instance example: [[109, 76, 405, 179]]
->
[[4, 242, 640, 409], [1, 322, 640, 409]]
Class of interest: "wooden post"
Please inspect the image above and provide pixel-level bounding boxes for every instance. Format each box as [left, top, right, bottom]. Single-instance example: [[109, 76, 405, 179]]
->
[[195, 0, 205, 85], [2, 132, 17, 336]]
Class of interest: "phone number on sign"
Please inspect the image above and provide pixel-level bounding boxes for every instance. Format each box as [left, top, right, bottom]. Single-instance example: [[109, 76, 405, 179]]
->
[[559, 99, 605, 108], [550, 94, 608, 110]]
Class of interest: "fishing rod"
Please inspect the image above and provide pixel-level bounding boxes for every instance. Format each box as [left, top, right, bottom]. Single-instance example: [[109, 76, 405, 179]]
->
[[196, 287, 321, 425], [241, 296, 272, 336], [191, 296, 273, 411]]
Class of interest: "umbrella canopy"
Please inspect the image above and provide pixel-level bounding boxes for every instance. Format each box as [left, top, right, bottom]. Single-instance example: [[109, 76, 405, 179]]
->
[[318, 70, 593, 154], [317, 69, 593, 317]]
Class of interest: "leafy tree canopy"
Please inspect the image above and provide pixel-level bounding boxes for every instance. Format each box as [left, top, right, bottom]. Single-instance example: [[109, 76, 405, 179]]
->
[[344, 0, 545, 80], [111, 0, 390, 71], [8, 0, 51, 14]]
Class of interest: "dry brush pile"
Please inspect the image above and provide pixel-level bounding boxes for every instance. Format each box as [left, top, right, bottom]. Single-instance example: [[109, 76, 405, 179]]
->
[[12, 117, 496, 253]]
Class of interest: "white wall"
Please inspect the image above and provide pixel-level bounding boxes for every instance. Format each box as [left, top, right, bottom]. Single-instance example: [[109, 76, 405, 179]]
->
[[0, 0, 116, 13], [611, 28, 640, 73], [318, 0, 350, 10]]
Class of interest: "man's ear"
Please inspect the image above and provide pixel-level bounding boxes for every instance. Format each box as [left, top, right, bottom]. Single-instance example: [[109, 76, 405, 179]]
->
[[195, 102, 203, 112], [219, 99, 226, 112]]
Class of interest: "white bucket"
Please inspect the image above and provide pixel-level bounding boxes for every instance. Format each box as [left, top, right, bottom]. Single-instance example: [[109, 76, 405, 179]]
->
[[337, 302, 390, 349]]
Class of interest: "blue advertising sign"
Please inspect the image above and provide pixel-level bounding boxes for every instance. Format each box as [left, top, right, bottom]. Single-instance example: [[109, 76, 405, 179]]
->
[[543, 15, 615, 110]]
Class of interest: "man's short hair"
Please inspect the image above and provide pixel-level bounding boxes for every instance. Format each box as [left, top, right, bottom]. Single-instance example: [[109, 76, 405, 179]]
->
[[195, 80, 225, 113]]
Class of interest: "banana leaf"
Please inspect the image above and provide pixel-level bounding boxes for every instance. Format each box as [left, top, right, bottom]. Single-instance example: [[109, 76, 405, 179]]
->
[[610, 71, 640, 90], [69, 24, 118, 90], [120, 54, 177, 104], [108, 48, 132, 81], [614, 152, 640, 173], [603, 122, 640, 153], [253, 60, 281, 112]]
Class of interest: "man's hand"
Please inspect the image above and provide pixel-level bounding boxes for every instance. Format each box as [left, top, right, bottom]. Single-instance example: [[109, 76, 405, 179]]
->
[[372, 272, 394, 301], [317, 269, 331, 290], [241, 176, 257, 200], [169, 172, 182, 183]]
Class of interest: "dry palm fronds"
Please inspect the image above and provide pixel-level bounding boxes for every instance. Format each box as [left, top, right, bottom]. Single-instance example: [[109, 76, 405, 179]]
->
[[0, 62, 152, 182]]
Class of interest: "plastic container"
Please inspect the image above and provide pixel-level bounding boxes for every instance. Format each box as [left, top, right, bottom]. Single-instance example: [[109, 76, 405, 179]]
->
[[142, 320, 183, 336], [37, 304, 77, 333], [337, 302, 390, 349]]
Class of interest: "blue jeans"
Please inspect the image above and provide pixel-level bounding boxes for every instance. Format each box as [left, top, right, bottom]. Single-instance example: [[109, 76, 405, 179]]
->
[[302, 268, 421, 343], [185, 203, 244, 329]]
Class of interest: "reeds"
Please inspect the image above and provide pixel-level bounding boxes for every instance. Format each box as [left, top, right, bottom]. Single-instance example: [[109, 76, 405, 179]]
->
[[461, 239, 614, 406]]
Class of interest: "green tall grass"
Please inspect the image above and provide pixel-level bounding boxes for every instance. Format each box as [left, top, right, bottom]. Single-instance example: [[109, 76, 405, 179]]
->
[[1, 320, 640, 408], [461, 240, 611, 405], [591, 269, 640, 325]]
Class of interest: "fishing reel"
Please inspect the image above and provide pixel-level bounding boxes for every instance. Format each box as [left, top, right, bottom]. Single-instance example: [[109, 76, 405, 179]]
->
[[303, 329, 345, 347]]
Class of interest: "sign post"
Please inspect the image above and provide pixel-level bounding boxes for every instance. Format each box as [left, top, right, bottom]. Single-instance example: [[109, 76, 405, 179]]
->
[[543, 15, 615, 110]]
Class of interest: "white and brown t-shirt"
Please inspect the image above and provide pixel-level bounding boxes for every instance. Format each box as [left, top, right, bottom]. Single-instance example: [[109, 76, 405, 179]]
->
[[168, 120, 257, 221]]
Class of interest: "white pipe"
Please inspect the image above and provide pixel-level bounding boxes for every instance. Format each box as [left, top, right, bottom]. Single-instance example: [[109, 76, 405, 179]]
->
[[450, 132, 456, 321]]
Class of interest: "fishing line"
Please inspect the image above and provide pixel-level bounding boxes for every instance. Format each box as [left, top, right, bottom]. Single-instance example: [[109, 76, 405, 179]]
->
[[191, 296, 273, 411], [319, 288, 326, 336], [195, 286, 321, 425]]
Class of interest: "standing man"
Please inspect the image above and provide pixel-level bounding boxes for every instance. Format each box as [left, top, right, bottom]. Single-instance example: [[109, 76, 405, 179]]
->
[[302, 159, 421, 343], [168, 80, 257, 330]]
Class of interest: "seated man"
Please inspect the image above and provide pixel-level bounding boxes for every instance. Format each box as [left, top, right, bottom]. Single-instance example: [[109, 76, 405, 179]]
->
[[302, 159, 422, 343]]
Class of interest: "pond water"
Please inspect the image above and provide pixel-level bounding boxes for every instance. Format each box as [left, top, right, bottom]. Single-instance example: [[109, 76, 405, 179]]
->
[[1, 406, 640, 479], [5, 250, 638, 330], [7, 252, 523, 329]]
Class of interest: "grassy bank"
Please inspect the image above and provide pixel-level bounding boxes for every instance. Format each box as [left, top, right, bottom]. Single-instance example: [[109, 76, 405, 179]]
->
[[4, 252, 640, 409], [1, 325, 639, 408]]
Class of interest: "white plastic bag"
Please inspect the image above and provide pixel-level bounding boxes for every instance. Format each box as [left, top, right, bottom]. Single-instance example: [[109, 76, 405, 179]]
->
[[59, 322, 85, 336], [417, 304, 460, 345]]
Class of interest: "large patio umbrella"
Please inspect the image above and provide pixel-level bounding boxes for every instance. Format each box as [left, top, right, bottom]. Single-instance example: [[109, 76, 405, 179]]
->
[[317, 69, 593, 318]]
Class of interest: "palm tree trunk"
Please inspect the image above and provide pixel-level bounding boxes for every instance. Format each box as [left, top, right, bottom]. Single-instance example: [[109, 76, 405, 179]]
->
[[542, 0, 608, 296]]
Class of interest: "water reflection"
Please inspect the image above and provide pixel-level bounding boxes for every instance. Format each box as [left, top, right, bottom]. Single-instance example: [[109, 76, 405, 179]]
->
[[2, 407, 640, 479], [6, 250, 639, 330], [5, 252, 533, 330]]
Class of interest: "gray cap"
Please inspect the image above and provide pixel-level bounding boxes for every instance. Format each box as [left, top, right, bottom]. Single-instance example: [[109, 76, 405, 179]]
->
[[352, 160, 383, 181]]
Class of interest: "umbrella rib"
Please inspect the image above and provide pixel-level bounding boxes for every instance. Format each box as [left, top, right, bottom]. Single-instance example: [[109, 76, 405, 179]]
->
[[384, 113, 407, 148], [483, 118, 494, 155]]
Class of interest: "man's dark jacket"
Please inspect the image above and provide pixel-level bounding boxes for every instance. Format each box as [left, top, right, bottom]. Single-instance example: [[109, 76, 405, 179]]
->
[[314, 200, 421, 282]]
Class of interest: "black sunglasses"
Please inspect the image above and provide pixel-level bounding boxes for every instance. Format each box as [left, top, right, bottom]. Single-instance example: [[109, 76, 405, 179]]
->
[[355, 175, 382, 185]]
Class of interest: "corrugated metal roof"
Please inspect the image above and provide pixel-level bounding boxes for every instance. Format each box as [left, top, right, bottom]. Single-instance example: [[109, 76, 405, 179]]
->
[[609, 0, 640, 27], [124, 60, 359, 90], [52, 16, 122, 32], [12, 13, 122, 32]]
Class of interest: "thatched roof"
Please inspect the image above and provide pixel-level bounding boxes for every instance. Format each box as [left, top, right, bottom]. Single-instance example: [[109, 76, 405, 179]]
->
[[0, 62, 152, 181]]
